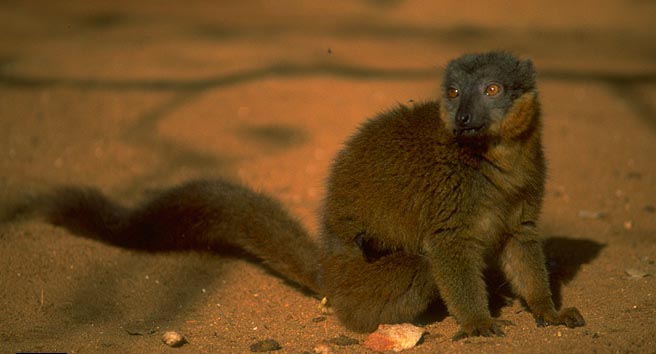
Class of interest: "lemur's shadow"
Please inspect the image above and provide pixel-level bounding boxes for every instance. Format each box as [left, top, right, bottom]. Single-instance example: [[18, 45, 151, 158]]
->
[[542, 236, 605, 309], [420, 236, 604, 324]]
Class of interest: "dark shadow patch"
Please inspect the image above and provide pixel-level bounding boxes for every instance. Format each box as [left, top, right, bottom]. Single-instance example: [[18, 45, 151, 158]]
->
[[194, 24, 265, 40], [544, 236, 606, 309], [237, 124, 309, 151], [485, 268, 515, 318], [0, 195, 37, 224], [0, 62, 436, 91], [365, 0, 405, 7], [416, 297, 449, 326], [191, 22, 494, 44], [194, 25, 234, 39], [608, 83, 656, 133], [77, 12, 126, 29], [335, 23, 492, 43]]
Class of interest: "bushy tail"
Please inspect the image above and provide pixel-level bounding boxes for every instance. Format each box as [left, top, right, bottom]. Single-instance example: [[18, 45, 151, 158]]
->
[[27, 179, 321, 293]]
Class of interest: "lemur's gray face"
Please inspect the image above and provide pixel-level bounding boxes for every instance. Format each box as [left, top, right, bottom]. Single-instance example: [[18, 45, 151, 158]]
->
[[441, 52, 536, 142]]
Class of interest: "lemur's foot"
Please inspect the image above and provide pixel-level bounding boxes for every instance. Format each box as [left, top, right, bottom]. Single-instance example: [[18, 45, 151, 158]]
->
[[536, 307, 585, 328], [453, 319, 514, 341]]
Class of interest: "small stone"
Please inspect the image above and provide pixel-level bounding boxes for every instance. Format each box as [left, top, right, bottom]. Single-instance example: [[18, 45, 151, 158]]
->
[[623, 220, 633, 230], [313, 343, 331, 353], [625, 268, 650, 279], [162, 331, 186, 347], [364, 323, 425, 352], [319, 297, 333, 315], [312, 316, 327, 323], [327, 334, 358, 346], [250, 339, 282, 352]]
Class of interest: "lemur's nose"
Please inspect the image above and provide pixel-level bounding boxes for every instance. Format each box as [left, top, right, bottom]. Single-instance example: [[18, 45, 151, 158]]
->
[[455, 112, 472, 128]]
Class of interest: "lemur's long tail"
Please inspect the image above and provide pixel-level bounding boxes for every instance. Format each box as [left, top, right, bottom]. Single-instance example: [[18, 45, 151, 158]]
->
[[33, 179, 321, 293]]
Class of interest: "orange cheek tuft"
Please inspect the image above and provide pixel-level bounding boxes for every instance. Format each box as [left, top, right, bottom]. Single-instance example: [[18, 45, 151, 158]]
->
[[499, 92, 539, 140]]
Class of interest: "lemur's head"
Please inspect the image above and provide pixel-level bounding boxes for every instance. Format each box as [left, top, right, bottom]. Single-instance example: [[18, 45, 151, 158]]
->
[[441, 52, 538, 143]]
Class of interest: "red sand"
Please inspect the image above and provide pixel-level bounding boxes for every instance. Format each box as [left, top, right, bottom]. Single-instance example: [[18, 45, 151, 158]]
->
[[1, 1, 654, 353]]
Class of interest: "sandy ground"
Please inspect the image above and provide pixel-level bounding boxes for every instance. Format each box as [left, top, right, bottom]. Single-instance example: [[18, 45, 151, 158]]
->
[[1, 1, 655, 353]]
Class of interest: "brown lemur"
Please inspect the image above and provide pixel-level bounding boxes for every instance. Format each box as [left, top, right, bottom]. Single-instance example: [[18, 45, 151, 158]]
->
[[11, 51, 584, 339]]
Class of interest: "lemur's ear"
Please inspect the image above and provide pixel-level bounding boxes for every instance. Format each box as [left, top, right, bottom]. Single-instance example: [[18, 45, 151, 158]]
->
[[518, 58, 534, 72], [516, 58, 537, 90]]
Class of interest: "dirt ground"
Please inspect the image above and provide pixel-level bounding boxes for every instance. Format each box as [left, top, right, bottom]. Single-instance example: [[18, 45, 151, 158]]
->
[[1, 1, 655, 353]]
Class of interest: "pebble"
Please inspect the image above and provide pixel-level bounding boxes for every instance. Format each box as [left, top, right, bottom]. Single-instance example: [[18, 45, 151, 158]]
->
[[364, 323, 425, 352], [625, 268, 650, 279], [312, 335, 358, 353], [327, 334, 358, 346], [162, 331, 186, 347], [250, 339, 282, 352], [319, 297, 333, 315], [313, 343, 331, 353]]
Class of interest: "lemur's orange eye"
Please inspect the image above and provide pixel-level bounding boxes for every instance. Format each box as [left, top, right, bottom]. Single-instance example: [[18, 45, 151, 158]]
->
[[485, 83, 501, 96], [447, 87, 459, 98]]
